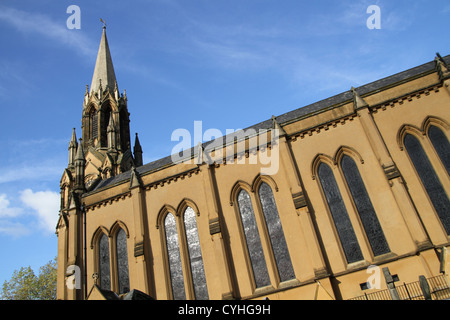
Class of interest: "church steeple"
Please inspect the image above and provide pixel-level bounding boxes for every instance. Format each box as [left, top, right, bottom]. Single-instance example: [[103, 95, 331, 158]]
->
[[90, 26, 117, 94], [77, 25, 134, 178]]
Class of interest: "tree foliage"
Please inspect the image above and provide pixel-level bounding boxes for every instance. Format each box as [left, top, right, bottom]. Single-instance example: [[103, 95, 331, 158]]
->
[[1, 258, 57, 300]]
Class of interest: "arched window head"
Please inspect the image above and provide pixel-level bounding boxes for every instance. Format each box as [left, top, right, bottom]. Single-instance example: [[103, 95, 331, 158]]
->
[[98, 233, 111, 290], [428, 125, 450, 175], [237, 189, 271, 288], [183, 207, 209, 300], [317, 162, 364, 264], [164, 213, 186, 300], [340, 155, 390, 257], [258, 182, 295, 282], [116, 228, 129, 294], [404, 134, 450, 235]]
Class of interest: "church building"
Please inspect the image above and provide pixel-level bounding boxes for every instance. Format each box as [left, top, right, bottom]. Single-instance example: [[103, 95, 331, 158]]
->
[[56, 26, 450, 300]]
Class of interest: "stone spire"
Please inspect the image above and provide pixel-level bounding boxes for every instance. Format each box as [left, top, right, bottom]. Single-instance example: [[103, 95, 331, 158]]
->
[[133, 133, 143, 167], [68, 128, 78, 167], [74, 139, 86, 193], [90, 26, 117, 94]]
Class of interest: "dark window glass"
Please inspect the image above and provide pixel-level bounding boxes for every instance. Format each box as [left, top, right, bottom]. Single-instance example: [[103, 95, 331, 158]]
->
[[318, 163, 364, 263], [101, 104, 111, 148], [116, 228, 130, 294], [119, 109, 130, 151], [258, 182, 295, 282], [99, 233, 111, 290], [237, 189, 271, 288], [184, 207, 209, 300], [428, 126, 450, 175], [164, 213, 186, 300], [90, 109, 98, 140], [341, 155, 390, 256], [404, 134, 450, 234]]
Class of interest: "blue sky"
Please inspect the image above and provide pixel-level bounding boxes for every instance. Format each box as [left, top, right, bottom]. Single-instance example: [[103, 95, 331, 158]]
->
[[0, 0, 449, 288]]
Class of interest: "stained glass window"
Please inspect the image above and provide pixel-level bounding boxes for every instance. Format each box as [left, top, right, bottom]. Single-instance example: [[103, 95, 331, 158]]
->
[[428, 125, 450, 175], [116, 228, 130, 294], [99, 233, 111, 290], [164, 213, 186, 300], [237, 189, 271, 288], [404, 134, 450, 235], [318, 163, 364, 264], [340, 155, 390, 256], [184, 207, 209, 300], [258, 183, 295, 282]]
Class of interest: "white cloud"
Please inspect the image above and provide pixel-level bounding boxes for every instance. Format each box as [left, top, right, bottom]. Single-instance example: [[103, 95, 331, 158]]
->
[[0, 220, 30, 238], [0, 193, 27, 237], [0, 165, 63, 185], [0, 193, 28, 237], [0, 5, 95, 57], [0, 189, 60, 237], [0, 194, 23, 218], [20, 189, 60, 233]]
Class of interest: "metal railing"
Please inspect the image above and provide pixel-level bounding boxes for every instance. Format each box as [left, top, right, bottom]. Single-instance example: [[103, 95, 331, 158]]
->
[[349, 275, 450, 300]]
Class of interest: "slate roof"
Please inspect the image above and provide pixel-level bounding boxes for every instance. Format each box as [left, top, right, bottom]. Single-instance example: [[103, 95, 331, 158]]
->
[[88, 55, 449, 194]]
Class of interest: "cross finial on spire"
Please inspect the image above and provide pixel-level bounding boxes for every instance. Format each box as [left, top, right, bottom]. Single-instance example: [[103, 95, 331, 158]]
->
[[100, 18, 106, 29]]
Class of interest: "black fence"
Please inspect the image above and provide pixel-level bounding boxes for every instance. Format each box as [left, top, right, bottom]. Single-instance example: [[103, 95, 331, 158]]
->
[[349, 275, 450, 300]]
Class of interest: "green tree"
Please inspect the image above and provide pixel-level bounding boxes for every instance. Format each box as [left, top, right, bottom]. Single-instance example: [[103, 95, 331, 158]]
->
[[1, 258, 57, 300]]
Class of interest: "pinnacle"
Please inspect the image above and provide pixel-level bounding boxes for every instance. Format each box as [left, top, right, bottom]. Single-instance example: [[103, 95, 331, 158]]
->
[[75, 138, 85, 161]]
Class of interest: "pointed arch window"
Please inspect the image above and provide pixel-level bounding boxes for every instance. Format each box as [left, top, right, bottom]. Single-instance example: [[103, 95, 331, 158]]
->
[[162, 206, 209, 300], [89, 108, 98, 141], [164, 213, 186, 300], [428, 125, 450, 175], [100, 103, 112, 148], [119, 108, 130, 151], [340, 155, 390, 257], [98, 233, 111, 290], [237, 189, 271, 288], [318, 162, 364, 264], [116, 228, 130, 294], [404, 134, 450, 234], [183, 207, 208, 300], [258, 182, 295, 282]]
